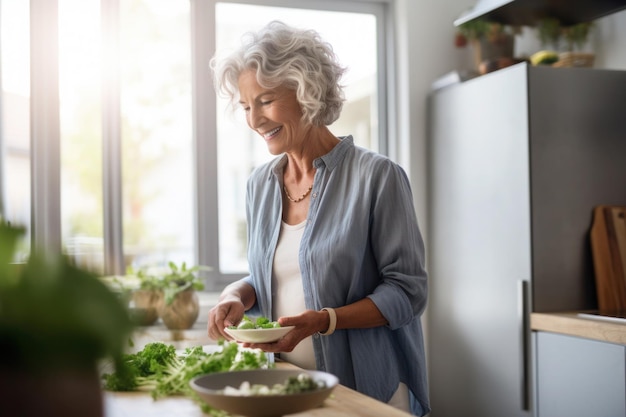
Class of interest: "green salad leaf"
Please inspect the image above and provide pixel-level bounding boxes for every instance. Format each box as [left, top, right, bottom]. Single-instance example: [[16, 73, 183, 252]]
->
[[230, 315, 281, 330], [102, 340, 271, 398]]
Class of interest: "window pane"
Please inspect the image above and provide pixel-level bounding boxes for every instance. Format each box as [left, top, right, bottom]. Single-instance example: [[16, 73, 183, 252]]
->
[[119, 0, 193, 268], [58, 0, 104, 272], [1, 0, 31, 260], [215, 3, 379, 273]]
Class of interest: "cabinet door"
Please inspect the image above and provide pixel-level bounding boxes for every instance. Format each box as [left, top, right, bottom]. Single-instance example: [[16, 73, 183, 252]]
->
[[527, 66, 626, 312], [536, 332, 626, 417], [428, 63, 532, 416]]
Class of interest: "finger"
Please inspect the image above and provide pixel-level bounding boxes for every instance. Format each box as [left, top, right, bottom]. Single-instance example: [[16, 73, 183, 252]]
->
[[277, 316, 294, 326], [220, 327, 234, 340], [246, 342, 277, 352], [208, 307, 229, 340], [214, 309, 233, 334], [248, 335, 294, 353], [207, 322, 221, 341]]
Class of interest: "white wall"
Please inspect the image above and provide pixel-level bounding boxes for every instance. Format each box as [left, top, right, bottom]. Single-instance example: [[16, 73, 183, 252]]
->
[[391, 3, 475, 405], [392, 0, 475, 244], [593, 9, 626, 69]]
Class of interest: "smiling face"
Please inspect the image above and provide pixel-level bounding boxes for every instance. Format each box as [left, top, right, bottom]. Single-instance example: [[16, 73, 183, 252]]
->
[[237, 70, 309, 155]]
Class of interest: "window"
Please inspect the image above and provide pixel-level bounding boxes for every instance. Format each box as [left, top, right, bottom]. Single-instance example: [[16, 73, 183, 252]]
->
[[59, 0, 104, 271], [57, 0, 194, 274], [0, 0, 392, 289], [0, 0, 30, 261], [117, 0, 194, 269]]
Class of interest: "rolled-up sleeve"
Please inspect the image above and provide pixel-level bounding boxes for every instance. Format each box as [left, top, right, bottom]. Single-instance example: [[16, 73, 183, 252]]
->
[[367, 161, 428, 328]]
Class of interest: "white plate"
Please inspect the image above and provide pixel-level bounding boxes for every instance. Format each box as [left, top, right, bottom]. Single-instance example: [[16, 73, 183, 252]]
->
[[224, 326, 295, 343]]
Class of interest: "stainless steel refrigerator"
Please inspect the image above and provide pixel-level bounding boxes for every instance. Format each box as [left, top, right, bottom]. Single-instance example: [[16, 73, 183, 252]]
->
[[427, 63, 626, 417]]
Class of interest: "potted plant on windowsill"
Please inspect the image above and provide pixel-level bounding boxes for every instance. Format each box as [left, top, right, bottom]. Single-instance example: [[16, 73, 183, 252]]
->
[[131, 262, 210, 330], [0, 221, 135, 417], [127, 269, 163, 326], [100, 273, 158, 326]]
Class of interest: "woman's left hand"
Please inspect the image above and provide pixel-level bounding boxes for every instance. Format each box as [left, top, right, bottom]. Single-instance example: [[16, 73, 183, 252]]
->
[[239, 309, 329, 352]]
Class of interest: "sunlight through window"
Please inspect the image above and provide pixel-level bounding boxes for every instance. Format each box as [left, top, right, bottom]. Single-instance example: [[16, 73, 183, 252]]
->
[[0, 0, 31, 260]]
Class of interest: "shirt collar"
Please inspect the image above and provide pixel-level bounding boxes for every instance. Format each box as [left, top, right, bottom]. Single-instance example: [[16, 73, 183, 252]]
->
[[267, 135, 354, 181], [315, 135, 353, 171]]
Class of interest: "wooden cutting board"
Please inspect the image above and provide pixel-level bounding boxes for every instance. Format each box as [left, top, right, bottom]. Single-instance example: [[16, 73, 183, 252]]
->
[[590, 205, 626, 312]]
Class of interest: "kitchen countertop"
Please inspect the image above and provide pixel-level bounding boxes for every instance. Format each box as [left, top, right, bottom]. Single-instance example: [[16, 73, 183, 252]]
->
[[104, 318, 412, 417], [104, 361, 412, 417], [531, 311, 626, 345]]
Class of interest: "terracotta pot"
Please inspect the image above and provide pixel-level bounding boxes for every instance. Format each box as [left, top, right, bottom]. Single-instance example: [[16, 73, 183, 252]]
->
[[0, 367, 103, 417], [157, 289, 200, 330], [131, 289, 162, 326]]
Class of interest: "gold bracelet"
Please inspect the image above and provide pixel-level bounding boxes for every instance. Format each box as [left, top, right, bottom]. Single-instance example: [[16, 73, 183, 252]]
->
[[320, 307, 336, 336]]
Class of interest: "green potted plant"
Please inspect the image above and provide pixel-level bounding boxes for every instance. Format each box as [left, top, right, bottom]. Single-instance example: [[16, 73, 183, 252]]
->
[[537, 18, 594, 52], [536, 18, 595, 67], [536, 17, 563, 50], [132, 261, 209, 330], [124, 267, 163, 326], [0, 221, 135, 417], [99, 272, 159, 326], [455, 19, 520, 70]]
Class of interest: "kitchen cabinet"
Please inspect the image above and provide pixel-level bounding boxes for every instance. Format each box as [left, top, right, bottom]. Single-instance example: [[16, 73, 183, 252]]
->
[[427, 63, 626, 417], [534, 331, 626, 417], [455, 0, 626, 27]]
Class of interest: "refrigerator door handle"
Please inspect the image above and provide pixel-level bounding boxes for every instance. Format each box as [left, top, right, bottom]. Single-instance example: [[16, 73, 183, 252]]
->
[[518, 279, 531, 411]]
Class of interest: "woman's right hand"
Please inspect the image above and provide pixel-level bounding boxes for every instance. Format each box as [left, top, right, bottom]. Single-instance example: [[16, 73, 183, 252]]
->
[[208, 295, 246, 340], [207, 282, 256, 340]]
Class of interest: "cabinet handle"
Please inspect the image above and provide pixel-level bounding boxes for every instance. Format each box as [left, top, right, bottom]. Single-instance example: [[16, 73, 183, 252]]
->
[[518, 280, 530, 411]]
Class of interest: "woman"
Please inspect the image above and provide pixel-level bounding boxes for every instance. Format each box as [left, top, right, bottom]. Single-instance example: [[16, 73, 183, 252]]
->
[[207, 21, 429, 416]]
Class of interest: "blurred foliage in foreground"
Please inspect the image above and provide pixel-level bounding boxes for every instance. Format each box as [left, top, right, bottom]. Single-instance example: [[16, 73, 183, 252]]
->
[[0, 220, 135, 374]]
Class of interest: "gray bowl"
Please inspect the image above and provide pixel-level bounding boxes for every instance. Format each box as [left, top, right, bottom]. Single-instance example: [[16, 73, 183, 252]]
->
[[190, 369, 338, 417]]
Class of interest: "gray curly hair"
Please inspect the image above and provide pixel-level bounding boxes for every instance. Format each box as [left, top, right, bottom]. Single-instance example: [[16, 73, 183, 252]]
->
[[210, 20, 346, 126]]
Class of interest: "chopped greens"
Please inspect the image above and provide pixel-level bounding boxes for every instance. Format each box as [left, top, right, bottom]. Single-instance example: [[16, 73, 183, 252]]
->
[[222, 373, 326, 396], [230, 315, 281, 330], [102, 340, 270, 401]]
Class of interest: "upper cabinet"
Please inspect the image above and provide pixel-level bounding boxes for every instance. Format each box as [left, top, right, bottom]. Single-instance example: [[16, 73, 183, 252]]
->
[[455, 0, 626, 27]]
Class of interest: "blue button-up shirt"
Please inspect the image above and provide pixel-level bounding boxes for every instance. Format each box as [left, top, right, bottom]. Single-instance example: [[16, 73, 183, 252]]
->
[[241, 136, 429, 416]]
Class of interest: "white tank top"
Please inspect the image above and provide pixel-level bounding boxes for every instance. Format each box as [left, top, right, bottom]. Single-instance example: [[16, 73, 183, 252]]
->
[[272, 220, 316, 369]]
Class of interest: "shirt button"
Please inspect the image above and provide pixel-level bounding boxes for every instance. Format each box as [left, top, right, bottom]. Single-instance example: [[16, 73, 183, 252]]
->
[[313, 332, 320, 339], [312, 192, 317, 198]]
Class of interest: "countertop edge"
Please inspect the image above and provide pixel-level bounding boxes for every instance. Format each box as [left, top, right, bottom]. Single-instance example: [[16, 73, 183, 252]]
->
[[531, 312, 626, 345]]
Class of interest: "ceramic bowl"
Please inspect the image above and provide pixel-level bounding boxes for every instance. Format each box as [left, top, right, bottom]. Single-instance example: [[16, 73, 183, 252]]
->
[[224, 326, 295, 343], [190, 369, 338, 417]]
